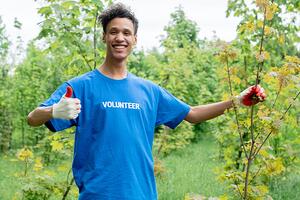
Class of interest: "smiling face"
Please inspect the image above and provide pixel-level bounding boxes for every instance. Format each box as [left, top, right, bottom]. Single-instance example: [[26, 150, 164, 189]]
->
[[103, 17, 137, 62]]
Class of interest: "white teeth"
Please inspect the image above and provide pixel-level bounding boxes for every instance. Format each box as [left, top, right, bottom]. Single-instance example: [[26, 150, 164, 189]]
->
[[113, 45, 126, 49]]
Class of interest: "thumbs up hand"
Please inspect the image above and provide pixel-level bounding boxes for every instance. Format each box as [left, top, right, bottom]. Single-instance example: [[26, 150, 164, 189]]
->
[[52, 86, 81, 120]]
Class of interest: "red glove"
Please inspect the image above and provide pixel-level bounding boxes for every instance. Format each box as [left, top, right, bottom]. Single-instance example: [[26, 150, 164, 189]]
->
[[237, 85, 266, 106]]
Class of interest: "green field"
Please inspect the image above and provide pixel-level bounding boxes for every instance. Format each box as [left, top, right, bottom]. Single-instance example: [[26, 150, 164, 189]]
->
[[1, 140, 299, 200], [156, 140, 226, 199]]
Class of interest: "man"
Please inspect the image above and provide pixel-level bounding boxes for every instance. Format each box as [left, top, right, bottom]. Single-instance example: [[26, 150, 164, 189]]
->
[[27, 3, 265, 200]]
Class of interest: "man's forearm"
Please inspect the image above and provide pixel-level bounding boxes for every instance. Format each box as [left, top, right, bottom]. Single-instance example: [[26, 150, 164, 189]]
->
[[27, 106, 53, 127], [185, 100, 233, 124]]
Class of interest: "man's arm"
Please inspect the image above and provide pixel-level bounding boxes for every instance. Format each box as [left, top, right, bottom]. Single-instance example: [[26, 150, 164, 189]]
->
[[27, 86, 81, 127], [27, 106, 53, 127], [185, 100, 233, 124], [184, 85, 266, 124]]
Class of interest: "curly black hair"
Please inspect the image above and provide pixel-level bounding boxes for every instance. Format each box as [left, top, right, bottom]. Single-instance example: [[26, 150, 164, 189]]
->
[[98, 3, 139, 35]]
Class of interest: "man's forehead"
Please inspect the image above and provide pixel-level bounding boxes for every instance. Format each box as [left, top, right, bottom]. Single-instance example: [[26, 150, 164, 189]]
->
[[107, 18, 134, 31]]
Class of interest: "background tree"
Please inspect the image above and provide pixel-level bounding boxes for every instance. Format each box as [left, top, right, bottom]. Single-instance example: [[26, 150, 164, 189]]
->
[[214, 0, 300, 199], [0, 16, 13, 153]]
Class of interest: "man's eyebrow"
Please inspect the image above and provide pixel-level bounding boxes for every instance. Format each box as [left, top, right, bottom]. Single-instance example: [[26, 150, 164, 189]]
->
[[109, 27, 133, 33]]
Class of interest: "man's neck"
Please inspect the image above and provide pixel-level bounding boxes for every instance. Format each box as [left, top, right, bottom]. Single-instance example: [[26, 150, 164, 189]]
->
[[99, 59, 127, 80]]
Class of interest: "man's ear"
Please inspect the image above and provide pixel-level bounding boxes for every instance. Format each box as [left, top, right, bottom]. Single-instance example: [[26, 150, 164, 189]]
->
[[133, 35, 137, 46]]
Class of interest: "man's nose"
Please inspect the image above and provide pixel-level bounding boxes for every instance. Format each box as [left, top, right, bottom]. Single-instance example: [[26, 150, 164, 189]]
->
[[115, 33, 125, 41]]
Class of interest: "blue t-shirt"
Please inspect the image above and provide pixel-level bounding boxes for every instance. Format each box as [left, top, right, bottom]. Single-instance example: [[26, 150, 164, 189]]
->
[[41, 69, 190, 200]]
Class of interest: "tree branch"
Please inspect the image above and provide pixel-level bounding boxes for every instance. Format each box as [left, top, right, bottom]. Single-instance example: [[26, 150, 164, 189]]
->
[[253, 90, 300, 159], [255, 7, 267, 86], [93, 11, 99, 69], [244, 7, 268, 198], [226, 57, 249, 159]]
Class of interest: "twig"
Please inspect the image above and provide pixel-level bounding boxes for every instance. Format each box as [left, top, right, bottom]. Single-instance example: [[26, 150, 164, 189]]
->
[[249, 165, 262, 185], [75, 41, 93, 71], [252, 90, 300, 159], [61, 168, 75, 200], [243, 56, 249, 86], [235, 182, 244, 200], [226, 57, 249, 159], [93, 11, 99, 69], [271, 84, 282, 109], [243, 106, 256, 199], [255, 7, 267, 86], [62, 178, 74, 200], [243, 7, 268, 198]]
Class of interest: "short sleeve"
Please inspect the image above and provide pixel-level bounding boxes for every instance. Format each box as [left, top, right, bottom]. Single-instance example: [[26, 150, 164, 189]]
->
[[40, 82, 76, 132], [155, 86, 190, 129]]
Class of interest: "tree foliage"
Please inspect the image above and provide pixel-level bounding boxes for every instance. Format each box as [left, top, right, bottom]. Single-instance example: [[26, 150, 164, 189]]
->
[[214, 0, 300, 199], [0, 0, 299, 199], [0, 16, 13, 153]]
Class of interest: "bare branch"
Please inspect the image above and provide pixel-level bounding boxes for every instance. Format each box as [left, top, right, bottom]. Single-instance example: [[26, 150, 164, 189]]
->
[[93, 11, 99, 69], [226, 57, 249, 160]]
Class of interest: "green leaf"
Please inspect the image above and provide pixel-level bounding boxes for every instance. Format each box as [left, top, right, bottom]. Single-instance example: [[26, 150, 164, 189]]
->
[[38, 6, 53, 17]]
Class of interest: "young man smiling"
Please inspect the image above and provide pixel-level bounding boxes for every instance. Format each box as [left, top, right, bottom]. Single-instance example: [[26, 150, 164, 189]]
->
[[27, 3, 266, 200]]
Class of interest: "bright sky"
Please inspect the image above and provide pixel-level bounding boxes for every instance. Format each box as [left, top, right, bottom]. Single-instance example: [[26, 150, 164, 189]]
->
[[0, 0, 241, 50]]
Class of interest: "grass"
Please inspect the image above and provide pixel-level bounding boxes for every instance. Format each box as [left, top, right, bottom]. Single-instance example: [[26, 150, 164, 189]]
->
[[156, 139, 300, 200], [1, 140, 224, 200], [156, 139, 226, 199], [1, 139, 300, 200], [0, 155, 24, 199], [0, 153, 76, 200], [269, 173, 300, 200]]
